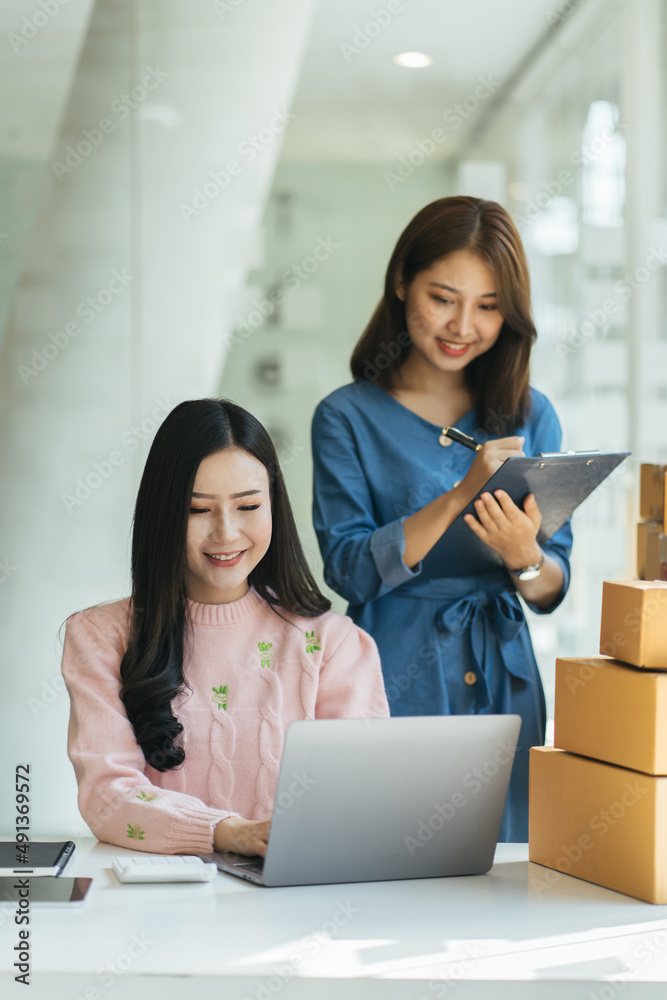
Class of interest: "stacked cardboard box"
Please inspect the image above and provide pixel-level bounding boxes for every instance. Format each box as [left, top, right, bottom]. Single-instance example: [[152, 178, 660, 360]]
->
[[637, 464, 667, 581], [529, 579, 667, 903]]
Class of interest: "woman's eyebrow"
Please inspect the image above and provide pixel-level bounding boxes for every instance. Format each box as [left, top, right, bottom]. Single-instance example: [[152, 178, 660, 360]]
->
[[191, 489, 262, 499], [230, 489, 262, 499], [429, 281, 497, 298]]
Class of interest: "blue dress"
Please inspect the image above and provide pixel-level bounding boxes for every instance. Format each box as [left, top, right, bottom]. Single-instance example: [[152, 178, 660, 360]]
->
[[311, 380, 572, 842]]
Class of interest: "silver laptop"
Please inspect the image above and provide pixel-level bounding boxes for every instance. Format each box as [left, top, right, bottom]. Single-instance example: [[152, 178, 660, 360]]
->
[[201, 714, 520, 887]]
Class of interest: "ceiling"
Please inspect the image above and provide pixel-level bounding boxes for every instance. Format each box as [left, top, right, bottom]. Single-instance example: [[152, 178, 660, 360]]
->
[[282, 0, 588, 161], [0, 0, 592, 166]]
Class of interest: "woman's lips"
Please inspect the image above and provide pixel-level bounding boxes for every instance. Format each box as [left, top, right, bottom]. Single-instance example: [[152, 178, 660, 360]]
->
[[436, 339, 471, 357], [204, 551, 245, 568]]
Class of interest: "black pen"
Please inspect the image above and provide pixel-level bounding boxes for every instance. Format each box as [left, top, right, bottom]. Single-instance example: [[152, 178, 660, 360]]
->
[[439, 426, 483, 452]]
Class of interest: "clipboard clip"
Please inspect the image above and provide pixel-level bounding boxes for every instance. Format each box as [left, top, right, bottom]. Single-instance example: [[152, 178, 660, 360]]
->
[[537, 451, 601, 458]]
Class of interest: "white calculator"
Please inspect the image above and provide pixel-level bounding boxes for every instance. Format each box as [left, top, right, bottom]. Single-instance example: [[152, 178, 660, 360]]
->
[[112, 855, 218, 883]]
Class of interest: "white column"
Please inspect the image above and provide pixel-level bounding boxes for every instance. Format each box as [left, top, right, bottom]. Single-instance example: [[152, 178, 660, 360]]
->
[[622, 0, 665, 460]]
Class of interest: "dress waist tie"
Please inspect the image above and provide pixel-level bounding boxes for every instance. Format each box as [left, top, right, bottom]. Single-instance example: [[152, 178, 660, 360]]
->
[[393, 574, 531, 711]]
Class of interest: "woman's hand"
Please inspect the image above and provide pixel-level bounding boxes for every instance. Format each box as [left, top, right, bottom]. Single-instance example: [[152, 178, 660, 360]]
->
[[464, 490, 565, 610], [214, 816, 271, 857], [457, 436, 526, 506], [463, 489, 542, 570], [402, 436, 527, 570]]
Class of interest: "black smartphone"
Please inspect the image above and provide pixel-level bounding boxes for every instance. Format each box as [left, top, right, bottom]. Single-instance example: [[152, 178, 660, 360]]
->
[[0, 877, 92, 906]]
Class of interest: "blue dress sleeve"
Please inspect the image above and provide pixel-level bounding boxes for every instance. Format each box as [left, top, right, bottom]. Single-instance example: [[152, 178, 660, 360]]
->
[[311, 399, 422, 604], [522, 391, 573, 616]]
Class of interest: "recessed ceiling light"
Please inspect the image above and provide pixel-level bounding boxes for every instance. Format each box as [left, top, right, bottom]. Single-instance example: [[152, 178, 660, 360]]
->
[[136, 104, 184, 128], [508, 182, 530, 201], [393, 52, 434, 69]]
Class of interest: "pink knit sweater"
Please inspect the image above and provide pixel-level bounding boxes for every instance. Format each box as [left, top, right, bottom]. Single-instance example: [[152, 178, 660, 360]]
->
[[61, 588, 389, 854]]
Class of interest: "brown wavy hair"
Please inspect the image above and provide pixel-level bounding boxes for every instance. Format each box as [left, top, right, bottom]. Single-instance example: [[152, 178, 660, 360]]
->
[[350, 196, 536, 433]]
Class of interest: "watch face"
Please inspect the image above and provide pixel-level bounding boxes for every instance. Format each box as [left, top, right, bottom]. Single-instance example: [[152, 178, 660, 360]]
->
[[517, 567, 541, 581]]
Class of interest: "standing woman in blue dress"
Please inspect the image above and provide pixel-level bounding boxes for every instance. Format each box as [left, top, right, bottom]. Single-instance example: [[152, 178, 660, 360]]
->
[[311, 196, 572, 842]]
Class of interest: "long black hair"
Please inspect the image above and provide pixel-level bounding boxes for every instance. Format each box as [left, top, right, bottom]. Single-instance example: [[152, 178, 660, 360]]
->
[[351, 196, 536, 433], [120, 398, 330, 772]]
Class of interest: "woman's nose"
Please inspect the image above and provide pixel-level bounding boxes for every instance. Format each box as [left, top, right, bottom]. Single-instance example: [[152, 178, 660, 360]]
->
[[209, 511, 239, 539], [448, 303, 474, 337]]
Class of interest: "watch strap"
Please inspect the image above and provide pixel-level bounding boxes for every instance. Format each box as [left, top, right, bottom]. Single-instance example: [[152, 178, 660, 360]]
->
[[509, 553, 545, 581]]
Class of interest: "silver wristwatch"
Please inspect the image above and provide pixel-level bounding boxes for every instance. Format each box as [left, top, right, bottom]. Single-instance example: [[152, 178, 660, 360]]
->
[[510, 553, 545, 581]]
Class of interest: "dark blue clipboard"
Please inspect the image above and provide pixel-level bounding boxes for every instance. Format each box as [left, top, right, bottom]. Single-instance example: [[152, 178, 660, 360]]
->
[[427, 451, 630, 576]]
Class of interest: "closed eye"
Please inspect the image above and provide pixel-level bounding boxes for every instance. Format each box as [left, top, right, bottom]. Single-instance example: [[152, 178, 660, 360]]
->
[[190, 504, 261, 513], [432, 295, 498, 311]]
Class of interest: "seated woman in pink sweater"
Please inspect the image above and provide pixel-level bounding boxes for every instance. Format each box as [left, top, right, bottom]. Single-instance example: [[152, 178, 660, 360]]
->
[[62, 398, 389, 857]]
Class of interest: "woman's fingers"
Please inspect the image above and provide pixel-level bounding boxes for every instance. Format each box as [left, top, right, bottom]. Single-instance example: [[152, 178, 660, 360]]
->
[[459, 436, 527, 508], [474, 492, 504, 527], [481, 435, 525, 458], [490, 490, 526, 525], [472, 436, 525, 478], [215, 816, 272, 857], [463, 512, 484, 537], [522, 492, 543, 530], [238, 819, 270, 857], [494, 436, 524, 452], [493, 490, 542, 533], [255, 820, 271, 857], [465, 492, 504, 537], [464, 488, 541, 566]]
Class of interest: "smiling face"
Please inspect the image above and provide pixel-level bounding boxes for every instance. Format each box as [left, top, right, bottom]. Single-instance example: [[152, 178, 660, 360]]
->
[[185, 447, 273, 604], [396, 250, 505, 374]]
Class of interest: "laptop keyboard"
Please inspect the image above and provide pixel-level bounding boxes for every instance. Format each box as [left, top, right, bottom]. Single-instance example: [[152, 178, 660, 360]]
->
[[233, 859, 264, 876]]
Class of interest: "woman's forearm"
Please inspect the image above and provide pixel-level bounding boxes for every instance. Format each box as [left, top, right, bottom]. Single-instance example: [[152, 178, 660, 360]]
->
[[403, 485, 565, 611], [402, 486, 469, 569], [402, 438, 528, 570], [509, 552, 564, 610]]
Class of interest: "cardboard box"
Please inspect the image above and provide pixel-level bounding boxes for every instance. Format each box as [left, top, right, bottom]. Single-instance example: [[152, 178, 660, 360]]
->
[[599, 580, 667, 667], [639, 464, 666, 526], [637, 521, 665, 580], [554, 656, 667, 774], [529, 746, 667, 903]]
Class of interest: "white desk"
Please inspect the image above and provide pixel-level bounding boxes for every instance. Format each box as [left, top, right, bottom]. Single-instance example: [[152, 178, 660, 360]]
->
[[2, 839, 667, 999]]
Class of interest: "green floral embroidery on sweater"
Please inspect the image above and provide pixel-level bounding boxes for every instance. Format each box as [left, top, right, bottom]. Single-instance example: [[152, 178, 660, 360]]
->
[[212, 684, 228, 710], [126, 823, 145, 840], [258, 641, 273, 668], [305, 631, 322, 653], [136, 791, 158, 802]]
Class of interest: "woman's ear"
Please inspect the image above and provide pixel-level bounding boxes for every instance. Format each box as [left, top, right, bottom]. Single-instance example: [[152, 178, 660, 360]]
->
[[394, 272, 406, 301]]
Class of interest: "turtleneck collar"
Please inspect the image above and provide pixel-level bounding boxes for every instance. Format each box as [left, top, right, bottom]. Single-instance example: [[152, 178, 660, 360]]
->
[[186, 586, 265, 626]]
